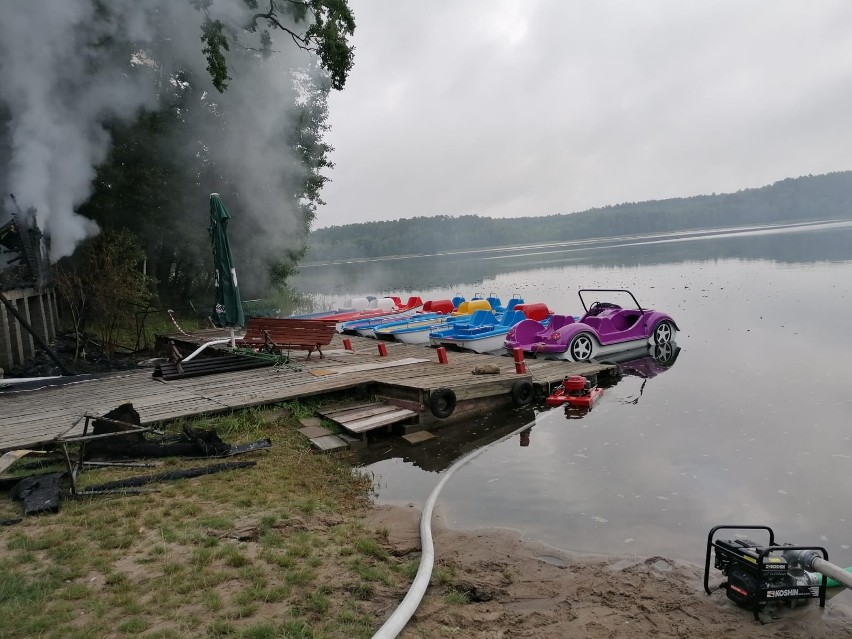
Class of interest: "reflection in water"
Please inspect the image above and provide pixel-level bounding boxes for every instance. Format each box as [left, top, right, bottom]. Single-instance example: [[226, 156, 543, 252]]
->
[[601, 342, 682, 405], [352, 223, 852, 567], [294, 221, 852, 297], [357, 406, 537, 474]]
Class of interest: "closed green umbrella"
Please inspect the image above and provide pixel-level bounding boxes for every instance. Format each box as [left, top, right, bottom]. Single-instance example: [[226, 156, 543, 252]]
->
[[209, 193, 245, 334]]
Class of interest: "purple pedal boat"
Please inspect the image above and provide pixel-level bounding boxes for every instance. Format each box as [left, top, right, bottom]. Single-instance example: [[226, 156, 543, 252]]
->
[[504, 289, 678, 362]]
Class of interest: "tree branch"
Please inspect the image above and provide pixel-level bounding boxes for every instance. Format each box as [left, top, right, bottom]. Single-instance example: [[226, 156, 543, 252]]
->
[[249, 0, 319, 53]]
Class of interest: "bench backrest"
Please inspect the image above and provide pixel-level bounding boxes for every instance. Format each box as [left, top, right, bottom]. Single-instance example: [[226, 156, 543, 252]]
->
[[240, 318, 337, 346]]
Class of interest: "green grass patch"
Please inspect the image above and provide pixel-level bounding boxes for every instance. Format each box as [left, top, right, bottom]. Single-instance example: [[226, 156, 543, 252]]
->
[[354, 537, 388, 560], [0, 406, 395, 639], [444, 589, 470, 605]]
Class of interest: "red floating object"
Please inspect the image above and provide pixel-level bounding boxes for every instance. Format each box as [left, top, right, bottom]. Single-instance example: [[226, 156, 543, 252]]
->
[[343, 338, 352, 351], [377, 342, 388, 357], [545, 375, 604, 408]]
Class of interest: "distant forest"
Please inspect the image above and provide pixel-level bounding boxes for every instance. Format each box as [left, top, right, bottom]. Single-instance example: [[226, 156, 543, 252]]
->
[[305, 171, 852, 261]]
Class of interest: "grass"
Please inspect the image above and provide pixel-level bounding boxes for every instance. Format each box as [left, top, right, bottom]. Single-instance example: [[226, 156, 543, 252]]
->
[[0, 402, 413, 639]]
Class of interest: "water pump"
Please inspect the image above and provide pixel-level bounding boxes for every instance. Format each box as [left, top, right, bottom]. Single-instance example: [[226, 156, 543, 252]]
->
[[704, 525, 828, 622]]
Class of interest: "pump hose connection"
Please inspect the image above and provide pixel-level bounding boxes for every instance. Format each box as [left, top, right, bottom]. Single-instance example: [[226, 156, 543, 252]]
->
[[784, 549, 852, 590]]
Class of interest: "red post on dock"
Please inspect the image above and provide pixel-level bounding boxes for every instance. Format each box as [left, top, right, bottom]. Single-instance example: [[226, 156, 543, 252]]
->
[[377, 342, 388, 357], [436, 346, 448, 364], [513, 348, 527, 374], [343, 338, 353, 351]]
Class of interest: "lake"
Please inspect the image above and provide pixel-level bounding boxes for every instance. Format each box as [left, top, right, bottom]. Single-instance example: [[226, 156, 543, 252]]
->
[[292, 220, 852, 566]]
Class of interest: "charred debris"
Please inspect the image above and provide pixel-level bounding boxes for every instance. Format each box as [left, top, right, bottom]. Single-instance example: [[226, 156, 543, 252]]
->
[[1, 402, 271, 519]]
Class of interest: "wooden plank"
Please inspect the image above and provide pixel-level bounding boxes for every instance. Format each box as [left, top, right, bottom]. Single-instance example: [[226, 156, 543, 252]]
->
[[317, 401, 384, 414], [320, 404, 402, 422], [339, 408, 417, 434], [453, 380, 520, 402], [305, 357, 430, 375]]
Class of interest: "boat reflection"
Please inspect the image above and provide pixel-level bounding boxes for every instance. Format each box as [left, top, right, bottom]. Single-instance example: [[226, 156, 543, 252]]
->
[[356, 405, 538, 473], [556, 341, 682, 416]]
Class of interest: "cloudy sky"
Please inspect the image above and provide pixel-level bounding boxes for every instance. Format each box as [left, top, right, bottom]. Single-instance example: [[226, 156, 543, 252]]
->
[[317, 0, 852, 228]]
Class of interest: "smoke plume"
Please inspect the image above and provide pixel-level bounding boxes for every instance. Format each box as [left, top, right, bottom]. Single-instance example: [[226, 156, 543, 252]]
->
[[0, 1, 314, 277]]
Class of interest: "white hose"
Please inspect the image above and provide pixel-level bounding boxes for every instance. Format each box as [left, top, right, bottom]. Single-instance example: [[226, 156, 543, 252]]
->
[[370, 415, 538, 639], [813, 557, 852, 590], [181, 338, 234, 362]]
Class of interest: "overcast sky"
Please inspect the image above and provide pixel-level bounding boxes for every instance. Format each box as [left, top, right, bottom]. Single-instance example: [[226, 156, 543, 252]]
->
[[317, 0, 852, 228]]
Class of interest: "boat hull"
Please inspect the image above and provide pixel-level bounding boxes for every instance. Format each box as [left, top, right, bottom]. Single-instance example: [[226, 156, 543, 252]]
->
[[511, 335, 654, 360], [429, 333, 508, 353], [376, 316, 465, 343]]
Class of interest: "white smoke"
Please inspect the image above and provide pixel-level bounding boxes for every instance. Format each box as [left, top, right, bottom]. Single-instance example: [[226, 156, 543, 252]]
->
[[0, 1, 159, 255], [0, 1, 315, 267]]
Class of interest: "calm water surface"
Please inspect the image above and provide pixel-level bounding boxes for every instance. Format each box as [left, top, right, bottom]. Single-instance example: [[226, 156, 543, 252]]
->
[[293, 221, 852, 566]]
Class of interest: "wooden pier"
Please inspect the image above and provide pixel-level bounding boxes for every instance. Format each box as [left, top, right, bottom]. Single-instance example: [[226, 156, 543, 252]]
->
[[0, 331, 612, 452]]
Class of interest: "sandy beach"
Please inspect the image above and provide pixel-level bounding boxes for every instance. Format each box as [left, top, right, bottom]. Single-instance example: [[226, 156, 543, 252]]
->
[[368, 505, 852, 638]]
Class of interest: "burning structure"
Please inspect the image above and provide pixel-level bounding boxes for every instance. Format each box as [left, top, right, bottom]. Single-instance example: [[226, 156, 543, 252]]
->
[[0, 199, 60, 374]]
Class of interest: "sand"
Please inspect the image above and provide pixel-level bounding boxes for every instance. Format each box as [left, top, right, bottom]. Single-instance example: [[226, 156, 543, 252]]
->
[[367, 505, 852, 638]]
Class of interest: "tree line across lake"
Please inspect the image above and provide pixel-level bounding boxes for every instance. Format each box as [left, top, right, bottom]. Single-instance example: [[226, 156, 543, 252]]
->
[[305, 171, 852, 261]]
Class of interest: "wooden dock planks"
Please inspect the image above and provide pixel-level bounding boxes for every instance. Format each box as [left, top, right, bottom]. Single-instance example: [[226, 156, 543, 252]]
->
[[1, 332, 612, 451]]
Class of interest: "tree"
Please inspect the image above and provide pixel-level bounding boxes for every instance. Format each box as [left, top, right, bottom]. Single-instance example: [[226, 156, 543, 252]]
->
[[72, 0, 353, 303], [198, 0, 355, 92], [54, 230, 152, 359]]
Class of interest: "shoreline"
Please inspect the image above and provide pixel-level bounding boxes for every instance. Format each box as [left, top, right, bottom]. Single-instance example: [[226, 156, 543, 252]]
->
[[366, 504, 852, 638]]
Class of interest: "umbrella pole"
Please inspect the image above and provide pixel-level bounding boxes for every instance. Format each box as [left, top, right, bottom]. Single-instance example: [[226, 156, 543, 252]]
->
[[229, 326, 236, 349]]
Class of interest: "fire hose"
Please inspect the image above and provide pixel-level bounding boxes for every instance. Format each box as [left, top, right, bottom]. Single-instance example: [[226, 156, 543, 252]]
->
[[370, 415, 538, 639], [373, 430, 852, 637]]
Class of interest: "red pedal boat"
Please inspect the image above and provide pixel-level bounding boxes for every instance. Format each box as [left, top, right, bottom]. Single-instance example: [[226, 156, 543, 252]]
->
[[545, 375, 603, 408]]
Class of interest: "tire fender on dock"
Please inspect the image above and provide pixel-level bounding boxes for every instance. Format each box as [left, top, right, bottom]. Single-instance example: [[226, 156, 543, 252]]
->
[[429, 388, 457, 419], [510, 379, 534, 407]]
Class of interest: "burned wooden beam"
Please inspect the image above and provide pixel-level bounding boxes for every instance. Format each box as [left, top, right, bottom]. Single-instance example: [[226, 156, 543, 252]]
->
[[82, 461, 256, 492], [152, 353, 275, 380], [222, 438, 272, 457]]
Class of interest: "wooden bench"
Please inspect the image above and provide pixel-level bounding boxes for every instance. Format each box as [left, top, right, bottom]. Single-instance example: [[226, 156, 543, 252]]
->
[[237, 318, 338, 359]]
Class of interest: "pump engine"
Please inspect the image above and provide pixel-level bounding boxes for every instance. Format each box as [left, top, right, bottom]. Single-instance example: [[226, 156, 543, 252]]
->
[[704, 525, 828, 622]]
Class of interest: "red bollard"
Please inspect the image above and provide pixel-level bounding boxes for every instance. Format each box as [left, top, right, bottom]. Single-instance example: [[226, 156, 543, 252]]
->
[[436, 346, 448, 364], [513, 348, 527, 374], [343, 338, 352, 351], [377, 342, 388, 357]]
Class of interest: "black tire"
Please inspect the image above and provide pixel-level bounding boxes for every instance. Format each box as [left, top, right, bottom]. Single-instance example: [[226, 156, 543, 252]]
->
[[429, 388, 457, 419], [510, 379, 535, 407]]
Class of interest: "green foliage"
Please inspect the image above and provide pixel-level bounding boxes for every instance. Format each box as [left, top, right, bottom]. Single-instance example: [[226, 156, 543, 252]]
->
[[303, 0, 356, 91], [306, 171, 852, 261], [83, 230, 152, 355], [201, 18, 231, 92], [242, 0, 356, 91], [54, 229, 152, 357], [72, 1, 354, 305]]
